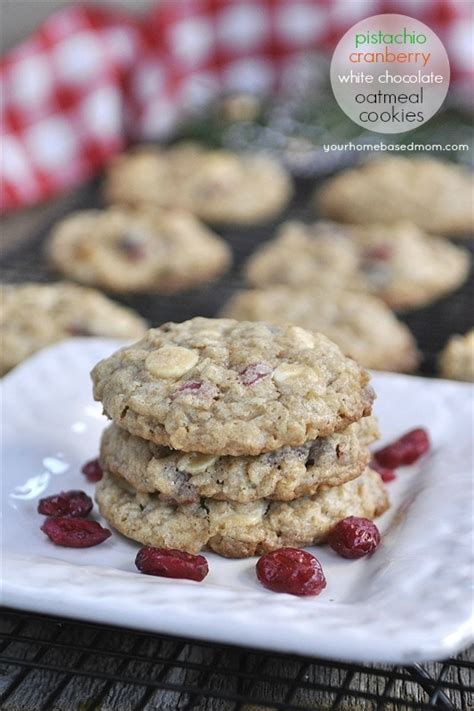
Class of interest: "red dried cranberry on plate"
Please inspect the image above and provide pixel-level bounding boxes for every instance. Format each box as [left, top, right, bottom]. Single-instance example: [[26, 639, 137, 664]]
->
[[81, 458, 103, 482], [328, 517, 380, 559], [37, 490, 93, 518], [374, 428, 430, 468], [135, 547, 209, 582], [256, 548, 326, 596], [41, 517, 111, 547], [371, 459, 397, 482]]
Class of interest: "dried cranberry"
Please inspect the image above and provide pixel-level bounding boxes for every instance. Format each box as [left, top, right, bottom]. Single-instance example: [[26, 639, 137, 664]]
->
[[176, 381, 202, 395], [328, 517, 380, 559], [118, 235, 147, 261], [172, 381, 218, 401], [41, 517, 111, 547], [240, 363, 272, 386], [37, 490, 93, 518], [67, 323, 92, 336], [81, 458, 103, 482], [371, 459, 397, 483], [374, 428, 430, 468], [365, 244, 393, 261], [135, 547, 208, 582], [256, 548, 326, 596]]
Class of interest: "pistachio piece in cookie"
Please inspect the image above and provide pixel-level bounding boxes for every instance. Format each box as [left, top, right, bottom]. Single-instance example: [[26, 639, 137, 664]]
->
[[91, 317, 374, 456], [177, 453, 219, 474]]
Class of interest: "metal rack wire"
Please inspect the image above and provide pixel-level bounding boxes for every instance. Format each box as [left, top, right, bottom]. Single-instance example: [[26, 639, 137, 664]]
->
[[1, 608, 473, 710], [1, 177, 473, 372], [1, 175, 473, 710]]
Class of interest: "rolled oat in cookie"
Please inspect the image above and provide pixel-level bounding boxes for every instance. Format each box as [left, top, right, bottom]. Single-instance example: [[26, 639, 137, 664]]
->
[[91, 318, 375, 456], [95, 467, 389, 558], [99, 416, 379, 503]]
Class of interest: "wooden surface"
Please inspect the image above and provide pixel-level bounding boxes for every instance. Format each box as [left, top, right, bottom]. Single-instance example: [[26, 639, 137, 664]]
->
[[0, 611, 472, 710]]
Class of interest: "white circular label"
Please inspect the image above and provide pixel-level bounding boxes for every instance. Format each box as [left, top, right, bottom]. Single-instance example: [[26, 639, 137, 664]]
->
[[330, 14, 450, 134]]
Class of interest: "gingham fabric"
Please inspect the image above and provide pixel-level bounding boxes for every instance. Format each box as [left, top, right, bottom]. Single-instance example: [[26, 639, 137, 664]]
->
[[1, 0, 471, 213]]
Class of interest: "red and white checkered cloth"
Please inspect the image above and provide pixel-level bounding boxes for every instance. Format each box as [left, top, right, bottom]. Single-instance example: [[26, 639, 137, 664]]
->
[[1, 0, 471, 213]]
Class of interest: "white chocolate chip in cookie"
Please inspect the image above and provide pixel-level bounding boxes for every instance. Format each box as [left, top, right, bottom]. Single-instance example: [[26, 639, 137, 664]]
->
[[273, 363, 313, 384], [209, 500, 269, 528], [290, 326, 315, 349], [178, 453, 218, 474], [195, 327, 224, 342], [145, 346, 198, 378]]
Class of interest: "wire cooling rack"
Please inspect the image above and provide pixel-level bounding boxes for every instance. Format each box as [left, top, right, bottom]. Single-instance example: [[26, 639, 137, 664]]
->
[[1, 174, 473, 710], [1, 176, 473, 371], [1, 608, 473, 710]]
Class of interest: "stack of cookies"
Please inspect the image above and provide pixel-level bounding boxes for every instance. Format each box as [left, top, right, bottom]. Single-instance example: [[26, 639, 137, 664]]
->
[[93, 318, 389, 558]]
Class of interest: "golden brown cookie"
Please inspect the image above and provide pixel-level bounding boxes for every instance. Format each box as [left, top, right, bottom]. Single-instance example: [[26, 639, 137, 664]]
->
[[244, 220, 470, 310], [439, 331, 474, 382], [95, 467, 389, 557], [103, 143, 293, 225], [91, 318, 375, 456], [316, 157, 474, 236], [99, 416, 378, 503], [0, 282, 147, 376], [48, 206, 231, 293]]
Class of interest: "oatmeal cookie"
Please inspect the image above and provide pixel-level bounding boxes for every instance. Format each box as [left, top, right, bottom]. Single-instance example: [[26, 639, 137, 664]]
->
[[91, 318, 375, 456], [245, 220, 470, 310], [222, 285, 419, 372], [99, 416, 378, 503], [95, 467, 389, 557], [48, 206, 231, 293], [439, 331, 474, 382], [0, 282, 147, 376], [316, 157, 474, 236], [103, 143, 293, 225]]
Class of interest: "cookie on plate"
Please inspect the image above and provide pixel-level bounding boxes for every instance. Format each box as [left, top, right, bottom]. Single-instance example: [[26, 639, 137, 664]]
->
[[47, 206, 231, 293], [95, 467, 389, 557], [439, 331, 474, 382], [99, 416, 378, 503], [91, 318, 374, 456], [103, 143, 293, 225], [316, 157, 474, 236], [245, 220, 470, 310], [0, 282, 147, 376], [222, 285, 419, 372]]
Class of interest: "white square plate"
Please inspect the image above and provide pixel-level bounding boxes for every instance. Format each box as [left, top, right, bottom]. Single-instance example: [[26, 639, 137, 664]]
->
[[1, 339, 473, 664]]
